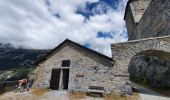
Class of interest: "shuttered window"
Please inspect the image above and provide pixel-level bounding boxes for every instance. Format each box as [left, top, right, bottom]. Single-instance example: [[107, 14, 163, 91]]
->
[[62, 60, 70, 67]]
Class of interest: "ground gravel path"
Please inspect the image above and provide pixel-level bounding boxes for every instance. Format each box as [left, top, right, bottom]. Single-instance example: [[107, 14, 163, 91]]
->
[[1, 84, 169, 100], [0, 90, 103, 100], [131, 82, 170, 100]]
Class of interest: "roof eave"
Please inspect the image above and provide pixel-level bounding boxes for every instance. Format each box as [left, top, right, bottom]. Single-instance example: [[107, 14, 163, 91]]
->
[[34, 39, 113, 66]]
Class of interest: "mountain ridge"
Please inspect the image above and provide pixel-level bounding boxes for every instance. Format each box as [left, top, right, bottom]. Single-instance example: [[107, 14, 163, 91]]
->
[[0, 43, 49, 70]]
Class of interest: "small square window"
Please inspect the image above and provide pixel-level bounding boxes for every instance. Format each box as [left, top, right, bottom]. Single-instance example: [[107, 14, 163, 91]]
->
[[62, 60, 70, 67]]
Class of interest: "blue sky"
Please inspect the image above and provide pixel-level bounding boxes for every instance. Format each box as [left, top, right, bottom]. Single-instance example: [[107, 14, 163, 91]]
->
[[0, 0, 128, 56]]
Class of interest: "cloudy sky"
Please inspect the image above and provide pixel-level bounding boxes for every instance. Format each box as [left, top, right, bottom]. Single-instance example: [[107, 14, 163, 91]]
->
[[0, 0, 128, 57]]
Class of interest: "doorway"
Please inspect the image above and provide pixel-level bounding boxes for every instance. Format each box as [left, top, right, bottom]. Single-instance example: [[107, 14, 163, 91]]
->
[[50, 69, 61, 90], [62, 69, 69, 90], [50, 60, 70, 90]]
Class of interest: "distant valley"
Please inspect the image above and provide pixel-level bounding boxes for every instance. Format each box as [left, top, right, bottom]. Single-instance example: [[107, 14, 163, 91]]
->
[[0, 43, 49, 70]]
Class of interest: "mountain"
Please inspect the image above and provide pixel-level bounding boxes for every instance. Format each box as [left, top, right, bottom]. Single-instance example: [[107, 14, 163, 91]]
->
[[0, 43, 49, 70]]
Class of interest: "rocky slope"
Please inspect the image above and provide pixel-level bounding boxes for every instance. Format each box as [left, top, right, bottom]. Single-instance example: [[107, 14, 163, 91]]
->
[[0, 43, 49, 70], [0, 43, 49, 94]]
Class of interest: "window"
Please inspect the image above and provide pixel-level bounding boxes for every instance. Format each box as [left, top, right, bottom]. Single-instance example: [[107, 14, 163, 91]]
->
[[62, 60, 70, 67]]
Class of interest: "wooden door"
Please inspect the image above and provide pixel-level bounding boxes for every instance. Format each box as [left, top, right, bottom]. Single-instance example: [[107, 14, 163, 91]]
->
[[62, 69, 69, 90], [50, 69, 61, 90]]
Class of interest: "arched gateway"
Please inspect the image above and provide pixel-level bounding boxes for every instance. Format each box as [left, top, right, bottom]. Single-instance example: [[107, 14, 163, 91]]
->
[[114, 0, 170, 95], [111, 36, 170, 94]]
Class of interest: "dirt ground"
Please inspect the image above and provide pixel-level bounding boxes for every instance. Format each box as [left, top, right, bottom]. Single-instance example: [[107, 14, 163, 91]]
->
[[131, 82, 170, 100], [0, 89, 140, 100]]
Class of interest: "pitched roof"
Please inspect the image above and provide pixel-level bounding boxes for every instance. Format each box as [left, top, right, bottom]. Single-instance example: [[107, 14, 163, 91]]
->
[[35, 39, 113, 65]]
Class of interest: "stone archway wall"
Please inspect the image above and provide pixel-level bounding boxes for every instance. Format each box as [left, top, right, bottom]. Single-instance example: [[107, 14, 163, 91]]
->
[[111, 36, 170, 94], [128, 53, 170, 87]]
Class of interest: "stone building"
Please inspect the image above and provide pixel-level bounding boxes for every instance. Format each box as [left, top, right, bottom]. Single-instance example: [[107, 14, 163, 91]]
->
[[33, 39, 115, 94], [33, 0, 170, 95], [111, 0, 170, 94], [125, 0, 170, 40]]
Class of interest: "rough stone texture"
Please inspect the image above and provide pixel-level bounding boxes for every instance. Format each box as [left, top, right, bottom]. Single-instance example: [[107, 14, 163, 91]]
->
[[137, 0, 170, 39], [129, 55, 170, 87], [33, 0, 170, 95], [33, 43, 114, 94], [125, 2, 136, 40], [111, 36, 170, 94], [125, 0, 170, 40], [109, 0, 170, 95], [130, 0, 151, 23]]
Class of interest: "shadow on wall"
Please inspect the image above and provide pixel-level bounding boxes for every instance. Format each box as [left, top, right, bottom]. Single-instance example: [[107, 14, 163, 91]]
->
[[128, 50, 170, 96]]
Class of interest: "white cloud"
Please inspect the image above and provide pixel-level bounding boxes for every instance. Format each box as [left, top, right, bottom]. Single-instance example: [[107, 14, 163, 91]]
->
[[0, 0, 128, 57]]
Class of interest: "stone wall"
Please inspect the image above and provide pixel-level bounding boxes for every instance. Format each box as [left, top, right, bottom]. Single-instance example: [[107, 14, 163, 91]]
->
[[33, 43, 115, 94], [137, 0, 170, 39], [112, 36, 170, 75], [125, 3, 136, 40], [129, 55, 170, 87], [110, 0, 170, 95], [125, 0, 170, 40], [130, 0, 151, 23], [111, 36, 170, 94]]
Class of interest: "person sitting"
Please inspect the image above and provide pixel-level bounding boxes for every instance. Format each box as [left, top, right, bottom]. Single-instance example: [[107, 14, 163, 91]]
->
[[15, 78, 28, 93]]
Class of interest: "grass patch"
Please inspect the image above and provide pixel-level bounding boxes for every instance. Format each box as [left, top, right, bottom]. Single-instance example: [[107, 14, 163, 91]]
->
[[68, 92, 87, 100], [9, 66, 34, 79], [104, 93, 140, 100], [31, 88, 49, 96], [0, 66, 35, 82]]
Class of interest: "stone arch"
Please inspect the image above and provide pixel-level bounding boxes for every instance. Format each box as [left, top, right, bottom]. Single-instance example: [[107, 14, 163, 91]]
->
[[111, 36, 170, 93], [128, 50, 170, 87], [134, 50, 170, 62]]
